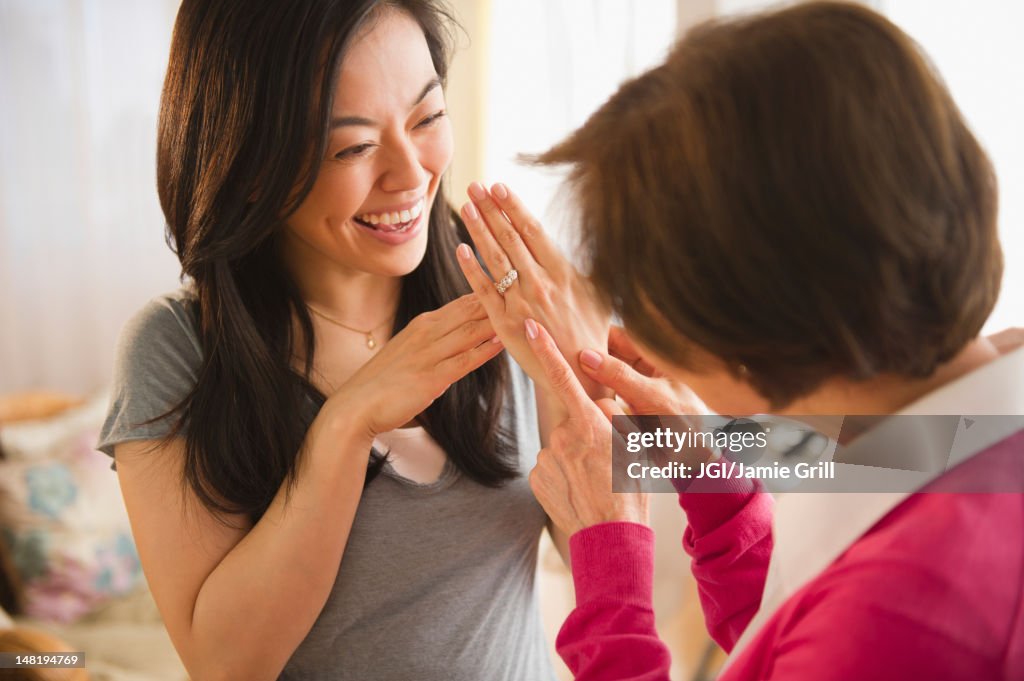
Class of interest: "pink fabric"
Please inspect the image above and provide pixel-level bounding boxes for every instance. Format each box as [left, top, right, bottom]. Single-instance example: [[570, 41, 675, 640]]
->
[[557, 431, 1024, 680]]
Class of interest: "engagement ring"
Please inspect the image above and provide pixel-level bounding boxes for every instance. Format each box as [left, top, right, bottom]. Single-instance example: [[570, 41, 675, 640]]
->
[[496, 268, 518, 295]]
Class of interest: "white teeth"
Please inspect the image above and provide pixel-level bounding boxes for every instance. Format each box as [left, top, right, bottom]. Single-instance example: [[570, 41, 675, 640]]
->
[[357, 199, 425, 227]]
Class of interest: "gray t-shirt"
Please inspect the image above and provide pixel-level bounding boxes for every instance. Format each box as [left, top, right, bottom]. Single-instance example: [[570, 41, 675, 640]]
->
[[98, 288, 556, 681]]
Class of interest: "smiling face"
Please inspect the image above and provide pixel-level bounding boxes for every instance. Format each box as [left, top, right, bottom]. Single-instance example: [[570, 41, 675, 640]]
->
[[281, 7, 453, 282]]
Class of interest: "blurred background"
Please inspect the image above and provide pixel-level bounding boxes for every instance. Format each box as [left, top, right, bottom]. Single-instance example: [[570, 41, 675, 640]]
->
[[0, 1, 1021, 680], [1, 0, 1021, 395]]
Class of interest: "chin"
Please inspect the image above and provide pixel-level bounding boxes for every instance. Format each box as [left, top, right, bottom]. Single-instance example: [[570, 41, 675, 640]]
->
[[377, 231, 430, 277]]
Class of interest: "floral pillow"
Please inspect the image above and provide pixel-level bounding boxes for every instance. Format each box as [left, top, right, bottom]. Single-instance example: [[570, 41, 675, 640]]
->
[[0, 396, 143, 624]]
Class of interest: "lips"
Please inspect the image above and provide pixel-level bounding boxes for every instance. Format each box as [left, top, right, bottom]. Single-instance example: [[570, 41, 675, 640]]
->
[[354, 198, 425, 232], [352, 211, 425, 246]]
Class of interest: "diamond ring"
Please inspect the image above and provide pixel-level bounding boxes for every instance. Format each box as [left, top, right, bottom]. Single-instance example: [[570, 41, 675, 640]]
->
[[495, 268, 518, 295]]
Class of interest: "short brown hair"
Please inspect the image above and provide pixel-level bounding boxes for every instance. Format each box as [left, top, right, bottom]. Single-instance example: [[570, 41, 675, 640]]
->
[[535, 1, 1001, 407]]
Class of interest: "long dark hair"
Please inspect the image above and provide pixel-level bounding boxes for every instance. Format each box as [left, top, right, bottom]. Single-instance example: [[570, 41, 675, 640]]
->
[[156, 0, 517, 523]]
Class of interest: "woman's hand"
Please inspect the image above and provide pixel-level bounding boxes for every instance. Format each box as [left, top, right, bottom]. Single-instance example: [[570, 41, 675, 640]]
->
[[523, 318, 648, 536], [987, 327, 1024, 355], [580, 325, 713, 470], [455, 182, 611, 408], [329, 294, 502, 438], [582, 325, 707, 417]]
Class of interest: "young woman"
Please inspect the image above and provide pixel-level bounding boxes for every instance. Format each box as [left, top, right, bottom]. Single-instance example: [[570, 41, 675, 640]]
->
[[97, 1, 607, 679], [457, 2, 1023, 679]]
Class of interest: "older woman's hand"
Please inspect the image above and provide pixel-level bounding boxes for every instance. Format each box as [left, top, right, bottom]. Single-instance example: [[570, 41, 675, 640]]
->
[[456, 182, 611, 408], [523, 318, 648, 536], [579, 325, 715, 470], [581, 326, 707, 417]]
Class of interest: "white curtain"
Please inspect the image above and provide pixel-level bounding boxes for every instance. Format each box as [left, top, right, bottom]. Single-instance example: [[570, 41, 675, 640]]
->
[[482, 0, 679, 253], [0, 0, 182, 395]]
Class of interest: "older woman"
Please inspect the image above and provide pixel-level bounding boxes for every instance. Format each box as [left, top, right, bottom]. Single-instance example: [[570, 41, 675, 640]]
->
[[456, 2, 1022, 679]]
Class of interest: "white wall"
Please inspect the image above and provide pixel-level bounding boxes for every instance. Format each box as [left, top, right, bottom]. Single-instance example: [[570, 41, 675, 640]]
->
[[882, 0, 1024, 332]]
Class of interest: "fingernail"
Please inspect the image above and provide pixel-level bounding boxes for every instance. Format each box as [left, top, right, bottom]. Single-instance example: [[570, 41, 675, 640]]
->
[[457, 243, 472, 261], [468, 181, 487, 201], [491, 183, 508, 200], [580, 349, 603, 369], [524, 318, 538, 340], [490, 335, 503, 344], [462, 202, 479, 220]]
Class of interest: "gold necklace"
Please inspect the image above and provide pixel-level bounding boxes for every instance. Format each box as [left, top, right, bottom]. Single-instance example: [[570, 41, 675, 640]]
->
[[307, 305, 390, 350]]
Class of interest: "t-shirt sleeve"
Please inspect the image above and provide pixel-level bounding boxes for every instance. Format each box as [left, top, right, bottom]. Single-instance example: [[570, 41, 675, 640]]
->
[[96, 292, 203, 469]]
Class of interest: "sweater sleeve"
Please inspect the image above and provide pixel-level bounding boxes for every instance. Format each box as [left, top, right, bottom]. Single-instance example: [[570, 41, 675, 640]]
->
[[676, 476, 774, 651], [555, 522, 672, 681]]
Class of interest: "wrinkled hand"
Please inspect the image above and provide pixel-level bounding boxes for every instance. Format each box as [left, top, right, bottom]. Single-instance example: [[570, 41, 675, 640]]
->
[[580, 325, 713, 469], [455, 182, 611, 408], [331, 294, 503, 438], [581, 325, 706, 417], [524, 318, 648, 536]]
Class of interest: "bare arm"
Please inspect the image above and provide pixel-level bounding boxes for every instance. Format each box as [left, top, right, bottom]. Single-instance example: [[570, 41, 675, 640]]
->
[[536, 387, 573, 566], [116, 400, 372, 681]]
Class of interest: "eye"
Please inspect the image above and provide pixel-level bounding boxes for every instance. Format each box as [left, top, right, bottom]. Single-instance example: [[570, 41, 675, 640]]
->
[[415, 110, 447, 129], [334, 143, 376, 161]]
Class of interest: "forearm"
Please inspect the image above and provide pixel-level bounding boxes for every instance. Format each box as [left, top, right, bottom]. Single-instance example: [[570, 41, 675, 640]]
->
[[187, 405, 372, 680], [535, 386, 564, 447]]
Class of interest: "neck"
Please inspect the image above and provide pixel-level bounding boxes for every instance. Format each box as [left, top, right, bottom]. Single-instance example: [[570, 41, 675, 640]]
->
[[302, 271, 401, 330], [781, 337, 1001, 417], [281, 237, 401, 329]]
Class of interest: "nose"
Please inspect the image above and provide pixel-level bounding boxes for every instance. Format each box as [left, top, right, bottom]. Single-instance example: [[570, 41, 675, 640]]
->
[[379, 134, 428, 194]]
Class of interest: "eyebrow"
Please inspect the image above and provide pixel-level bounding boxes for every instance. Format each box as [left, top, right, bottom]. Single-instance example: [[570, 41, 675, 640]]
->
[[330, 77, 442, 129]]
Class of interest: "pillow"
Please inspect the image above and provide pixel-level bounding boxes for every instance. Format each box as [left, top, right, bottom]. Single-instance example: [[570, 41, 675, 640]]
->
[[0, 392, 85, 426], [0, 393, 143, 624], [0, 392, 108, 462]]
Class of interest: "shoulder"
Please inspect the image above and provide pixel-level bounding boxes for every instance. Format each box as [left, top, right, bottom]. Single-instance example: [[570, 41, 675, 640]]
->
[[117, 287, 202, 367], [116, 286, 203, 378], [793, 490, 1023, 664], [97, 288, 203, 458]]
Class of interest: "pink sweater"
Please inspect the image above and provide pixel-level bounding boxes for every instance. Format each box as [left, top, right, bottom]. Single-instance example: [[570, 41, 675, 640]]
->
[[558, 431, 1024, 680]]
